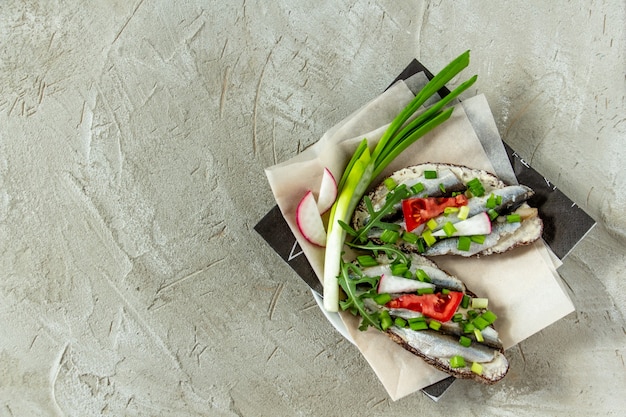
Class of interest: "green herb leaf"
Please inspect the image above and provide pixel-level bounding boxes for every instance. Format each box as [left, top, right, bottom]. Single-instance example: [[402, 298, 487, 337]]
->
[[346, 241, 412, 267], [346, 185, 410, 243], [337, 260, 382, 331]]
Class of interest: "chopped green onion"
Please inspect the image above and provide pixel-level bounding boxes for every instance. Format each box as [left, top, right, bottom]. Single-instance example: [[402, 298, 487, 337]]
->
[[391, 263, 408, 276], [417, 287, 434, 295], [383, 177, 397, 191], [470, 234, 486, 244], [410, 182, 425, 195], [421, 230, 436, 247], [380, 229, 400, 244], [457, 236, 472, 251], [449, 355, 466, 368], [441, 288, 450, 295], [467, 309, 478, 319], [481, 310, 498, 324], [487, 208, 499, 220], [471, 361, 483, 375], [472, 316, 490, 331], [380, 310, 393, 330], [486, 193, 502, 209], [415, 269, 431, 283], [438, 183, 446, 193], [429, 320, 442, 331], [463, 322, 475, 334], [444, 206, 459, 215], [373, 293, 392, 305], [457, 205, 470, 220], [394, 317, 407, 327], [402, 231, 419, 244], [403, 270, 414, 279], [356, 255, 378, 267], [471, 297, 489, 309], [466, 178, 485, 197], [473, 328, 484, 342], [424, 170, 437, 179], [459, 335, 472, 347], [507, 213, 522, 223], [380, 310, 392, 330], [416, 238, 425, 253], [408, 317, 428, 331], [452, 313, 464, 322], [461, 294, 470, 309], [426, 218, 438, 230], [442, 221, 457, 237]]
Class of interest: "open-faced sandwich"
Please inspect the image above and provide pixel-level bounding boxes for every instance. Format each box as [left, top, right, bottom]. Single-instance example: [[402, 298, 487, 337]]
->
[[338, 246, 509, 383], [350, 163, 543, 257]]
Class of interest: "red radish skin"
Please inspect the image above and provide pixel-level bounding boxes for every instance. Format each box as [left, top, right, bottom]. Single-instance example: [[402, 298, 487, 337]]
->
[[316, 168, 338, 214], [296, 191, 327, 247]]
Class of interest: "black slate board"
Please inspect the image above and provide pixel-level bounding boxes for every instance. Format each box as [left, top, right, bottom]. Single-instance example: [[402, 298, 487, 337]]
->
[[504, 143, 595, 259]]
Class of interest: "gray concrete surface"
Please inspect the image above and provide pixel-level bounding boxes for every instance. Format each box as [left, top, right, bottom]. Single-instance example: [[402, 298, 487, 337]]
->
[[1, 1, 625, 416]]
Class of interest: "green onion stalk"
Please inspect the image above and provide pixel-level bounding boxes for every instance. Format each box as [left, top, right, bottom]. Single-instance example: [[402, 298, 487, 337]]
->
[[323, 50, 477, 312]]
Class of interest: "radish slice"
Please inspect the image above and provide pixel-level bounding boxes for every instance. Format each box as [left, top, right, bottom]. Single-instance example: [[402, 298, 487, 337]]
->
[[296, 191, 327, 247], [432, 212, 492, 237], [378, 274, 435, 294], [316, 168, 338, 214]]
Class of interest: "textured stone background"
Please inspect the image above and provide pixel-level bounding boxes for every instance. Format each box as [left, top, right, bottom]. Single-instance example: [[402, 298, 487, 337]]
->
[[1, 1, 624, 416]]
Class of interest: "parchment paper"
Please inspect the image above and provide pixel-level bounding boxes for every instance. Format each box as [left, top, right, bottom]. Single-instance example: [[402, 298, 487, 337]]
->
[[264, 78, 574, 400]]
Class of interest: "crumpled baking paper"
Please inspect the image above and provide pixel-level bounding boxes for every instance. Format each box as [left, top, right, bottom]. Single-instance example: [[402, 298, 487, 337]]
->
[[264, 76, 574, 400]]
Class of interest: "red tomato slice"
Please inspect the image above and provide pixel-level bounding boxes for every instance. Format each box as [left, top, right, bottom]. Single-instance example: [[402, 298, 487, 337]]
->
[[386, 291, 464, 322], [401, 195, 468, 232]]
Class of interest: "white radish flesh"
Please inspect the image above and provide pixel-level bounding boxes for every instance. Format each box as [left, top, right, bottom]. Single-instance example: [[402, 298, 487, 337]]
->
[[432, 212, 492, 237], [317, 167, 338, 214], [377, 274, 435, 294], [296, 191, 327, 247]]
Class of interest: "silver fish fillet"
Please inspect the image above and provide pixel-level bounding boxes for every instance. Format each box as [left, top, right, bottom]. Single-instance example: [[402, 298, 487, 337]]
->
[[417, 215, 543, 257], [420, 221, 522, 256], [387, 326, 509, 383], [389, 326, 496, 363]]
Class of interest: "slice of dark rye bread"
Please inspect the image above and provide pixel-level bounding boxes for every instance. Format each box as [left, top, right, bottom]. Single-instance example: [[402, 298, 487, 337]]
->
[[353, 162, 543, 257], [384, 286, 508, 384], [353, 254, 509, 384], [385, 328, 508, 384]]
